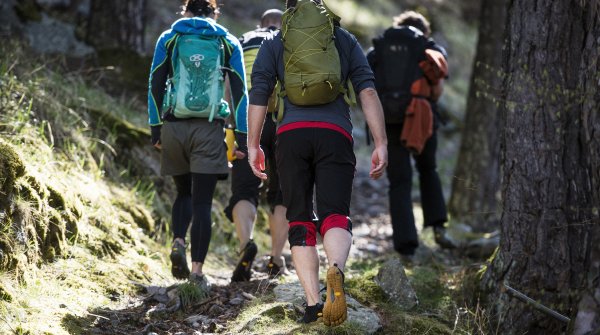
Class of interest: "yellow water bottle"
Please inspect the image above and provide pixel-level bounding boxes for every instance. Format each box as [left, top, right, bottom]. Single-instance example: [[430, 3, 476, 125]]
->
[[225, 127, 236, 162]]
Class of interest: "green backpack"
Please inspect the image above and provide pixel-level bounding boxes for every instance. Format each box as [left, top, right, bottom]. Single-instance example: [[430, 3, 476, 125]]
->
[[162, 34, 230, 121], [279, 0, 355, 119]]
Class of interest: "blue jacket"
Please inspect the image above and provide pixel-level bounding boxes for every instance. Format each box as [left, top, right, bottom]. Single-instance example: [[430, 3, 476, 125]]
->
[[148, 17, 248, 132]]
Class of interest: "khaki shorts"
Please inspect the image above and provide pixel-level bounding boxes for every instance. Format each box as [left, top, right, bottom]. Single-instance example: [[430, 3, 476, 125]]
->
[[160, 119, 228, 176]]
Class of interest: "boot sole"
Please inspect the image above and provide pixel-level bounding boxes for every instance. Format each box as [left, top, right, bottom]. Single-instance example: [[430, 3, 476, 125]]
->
[[323, 266, 347, 326], [170, 248, 190, 280]]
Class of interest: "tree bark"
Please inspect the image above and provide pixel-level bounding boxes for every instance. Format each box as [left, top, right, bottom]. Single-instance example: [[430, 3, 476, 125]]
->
[[482, 1, 600, 334], [448, 0, 506, 232], [86, 0, 147, 53]]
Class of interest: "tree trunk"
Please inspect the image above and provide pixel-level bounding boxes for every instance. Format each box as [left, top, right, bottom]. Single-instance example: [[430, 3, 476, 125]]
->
[[448, 0, 506, 232], [86, 0, 147, 53], [482, 1, 600, 334]]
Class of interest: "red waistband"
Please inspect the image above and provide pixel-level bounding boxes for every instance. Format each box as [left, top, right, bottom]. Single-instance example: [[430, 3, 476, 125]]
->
[[276, 121, 353, 142]]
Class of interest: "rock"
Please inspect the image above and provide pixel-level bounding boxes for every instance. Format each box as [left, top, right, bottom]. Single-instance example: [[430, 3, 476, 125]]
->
[[145, 285, 160, 296], [185, 314, 209, 324], [24, 14, 94, 57], [273, 281, 382, 334], [465, 232, 499, 259], [374, 258, 419, 309], [229, 297, 244, 305], [241, 291, 255, 300]]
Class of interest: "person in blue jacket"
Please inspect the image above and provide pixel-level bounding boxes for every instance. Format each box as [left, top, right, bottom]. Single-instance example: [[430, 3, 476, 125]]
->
[[147, 0, 247, 290]]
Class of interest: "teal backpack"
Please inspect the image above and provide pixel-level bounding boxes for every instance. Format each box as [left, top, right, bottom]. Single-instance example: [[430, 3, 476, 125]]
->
[[162, 34, 230, 121]]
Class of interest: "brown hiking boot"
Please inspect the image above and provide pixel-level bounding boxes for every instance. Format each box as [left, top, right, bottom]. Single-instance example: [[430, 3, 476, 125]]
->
[[323, 264, 347, 326]]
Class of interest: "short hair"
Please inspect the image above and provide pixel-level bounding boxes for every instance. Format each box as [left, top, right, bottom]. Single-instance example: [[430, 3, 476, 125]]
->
[[393, 11, 431, 36], [181, 0, 220, 17], [260, 9, 283, 28]]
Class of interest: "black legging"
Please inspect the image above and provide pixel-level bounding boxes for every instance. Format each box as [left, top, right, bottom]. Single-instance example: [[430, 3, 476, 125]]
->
[[172, 173, 218, 263]]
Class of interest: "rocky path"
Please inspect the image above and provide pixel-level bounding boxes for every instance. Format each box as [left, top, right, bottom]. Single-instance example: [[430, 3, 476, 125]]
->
[[81, 157, 483, 334]]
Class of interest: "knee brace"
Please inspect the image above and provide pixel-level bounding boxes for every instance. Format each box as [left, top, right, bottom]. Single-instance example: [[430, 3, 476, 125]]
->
[[320, 214, 353, 237], [288, 221, 317, 247]]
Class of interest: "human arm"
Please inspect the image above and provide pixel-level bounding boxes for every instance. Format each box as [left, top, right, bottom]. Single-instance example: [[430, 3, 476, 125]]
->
[[247, 104, 268, 180], [430, 79, 444, 102], [246, 35, 279, 180], [359, 87, 388, 179], [223, 35, 248, 133], [147, 31, 176, 148]]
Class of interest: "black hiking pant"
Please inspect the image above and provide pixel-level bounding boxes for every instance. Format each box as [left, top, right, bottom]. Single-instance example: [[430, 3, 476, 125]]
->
[[386, 124, 447, 255]]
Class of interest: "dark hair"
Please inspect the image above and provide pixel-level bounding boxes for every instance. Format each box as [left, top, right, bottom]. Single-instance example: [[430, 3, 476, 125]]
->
[[393, 11, 431, 36], [182, 0, 220, 17]]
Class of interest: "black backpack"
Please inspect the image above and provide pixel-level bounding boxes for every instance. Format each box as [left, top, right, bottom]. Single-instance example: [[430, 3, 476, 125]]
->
[[372, 26, 428, 124]]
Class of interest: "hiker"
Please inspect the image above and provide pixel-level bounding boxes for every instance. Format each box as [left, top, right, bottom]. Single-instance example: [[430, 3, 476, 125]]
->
[[367, 11, 454, 261], [247, 0, 387, 326], [147, 0, 247, 289], [224, 8, 290, 282]]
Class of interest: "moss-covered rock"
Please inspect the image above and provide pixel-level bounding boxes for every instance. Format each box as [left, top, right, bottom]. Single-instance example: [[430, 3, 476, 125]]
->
[[96, 48, 153, 95], [0, 284, 12, 302], [0, 141, 26, 209]]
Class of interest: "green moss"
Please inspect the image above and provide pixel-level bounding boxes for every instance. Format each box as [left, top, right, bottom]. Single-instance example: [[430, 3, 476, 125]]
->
[[409, 266, 451, 310], [46, 185, 66, 211], [346, 267, 385, 306], [0, 142, 26, 209], [82, 107, 149, 148], [0, 284, 12, 302]]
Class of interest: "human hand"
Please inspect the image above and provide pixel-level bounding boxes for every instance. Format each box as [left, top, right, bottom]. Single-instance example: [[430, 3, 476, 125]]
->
[[369, 145, 387, 179], [248, 146, 267, 180], [151, 126, 162, 149], [233, 147, 246, 160]]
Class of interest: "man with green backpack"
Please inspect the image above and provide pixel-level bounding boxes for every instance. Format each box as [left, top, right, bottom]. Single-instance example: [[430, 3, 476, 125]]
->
[[147, 0, 247, 290], [247, 0, 388, 326]]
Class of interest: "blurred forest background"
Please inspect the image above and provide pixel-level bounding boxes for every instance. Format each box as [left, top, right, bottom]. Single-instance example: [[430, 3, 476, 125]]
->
[[0, 0, 598, 334]]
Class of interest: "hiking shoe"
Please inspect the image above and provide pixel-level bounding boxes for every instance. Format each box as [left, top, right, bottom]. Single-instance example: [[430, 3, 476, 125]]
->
[[188, 273, 211, 295], [298, 302, 324, 323], [266, 256, 291, 278], [323, 264, 347, 326], [433, 226, 457, 249], [170, 240, 190, 280], [231, 239, 258, 282]]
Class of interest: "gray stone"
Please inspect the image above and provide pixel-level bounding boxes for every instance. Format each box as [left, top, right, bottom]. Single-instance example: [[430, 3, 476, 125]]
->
[[229, 297, 244, 305], [273, 281, 382, 334], [465, 232, 499, 258], [24, 14, 94, 57], [374, 258, 418, 309], [185, 314, 209, 324]]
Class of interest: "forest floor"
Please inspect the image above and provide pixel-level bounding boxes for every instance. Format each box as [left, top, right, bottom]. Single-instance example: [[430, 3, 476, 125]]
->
[[53, 157, 488, 335]]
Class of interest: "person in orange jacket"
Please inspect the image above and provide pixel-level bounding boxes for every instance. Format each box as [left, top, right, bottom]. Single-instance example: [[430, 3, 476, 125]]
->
[[367, 11, 455, 261]]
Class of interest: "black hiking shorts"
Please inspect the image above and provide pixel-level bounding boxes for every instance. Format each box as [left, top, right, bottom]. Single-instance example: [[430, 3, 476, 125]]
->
[[276, 127, 355, 246]]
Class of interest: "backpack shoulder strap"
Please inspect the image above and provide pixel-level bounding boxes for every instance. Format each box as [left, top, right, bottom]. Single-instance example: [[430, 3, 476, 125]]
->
[[165, 33, 180, 78]]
